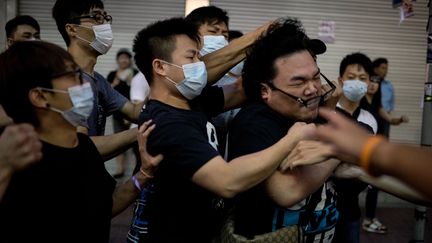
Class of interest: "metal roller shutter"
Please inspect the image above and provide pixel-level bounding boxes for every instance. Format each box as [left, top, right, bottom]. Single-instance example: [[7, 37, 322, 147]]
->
[[212, 0, 428, 144], [18, 0, 428, 144], [18, 0, 184, 80]]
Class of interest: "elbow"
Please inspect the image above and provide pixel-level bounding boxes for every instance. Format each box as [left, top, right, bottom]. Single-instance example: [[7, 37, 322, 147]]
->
[[218, 184, 241, 199]]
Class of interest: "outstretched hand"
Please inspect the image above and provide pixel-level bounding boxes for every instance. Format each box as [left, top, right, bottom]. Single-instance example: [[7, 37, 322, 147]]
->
[[138, 120, 163, 176]]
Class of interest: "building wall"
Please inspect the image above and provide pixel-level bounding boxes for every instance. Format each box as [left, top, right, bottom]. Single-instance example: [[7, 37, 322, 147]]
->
[[17, 0, 428, 144]]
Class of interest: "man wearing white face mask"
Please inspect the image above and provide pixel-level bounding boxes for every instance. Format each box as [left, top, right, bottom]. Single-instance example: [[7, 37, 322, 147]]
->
[[131, 17, 314, 243], [52, 0, 145, 161], [333, 52, 377, 243], [186, 6, 245, 154]]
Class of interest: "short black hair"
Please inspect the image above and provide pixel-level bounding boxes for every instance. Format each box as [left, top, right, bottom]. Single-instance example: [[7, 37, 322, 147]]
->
[[372, 57, 388, 68], [339, 52, 373, 77], [116, 48, 132, 59], [52, 0, 104, 46], [5, 15, 40, 38], [228, 30, 243, 41], [185, 6, 229, 28], [0, 41, 76, 127], [133, 17, 200, 84], [243, 18, 314, 101]]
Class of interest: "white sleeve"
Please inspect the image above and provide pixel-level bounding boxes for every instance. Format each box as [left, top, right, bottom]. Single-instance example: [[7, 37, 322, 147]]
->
[[130, 72, 150, 102]]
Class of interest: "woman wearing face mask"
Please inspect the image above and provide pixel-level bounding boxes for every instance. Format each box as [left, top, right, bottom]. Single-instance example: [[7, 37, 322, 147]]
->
[[0, 41, 162, 242]]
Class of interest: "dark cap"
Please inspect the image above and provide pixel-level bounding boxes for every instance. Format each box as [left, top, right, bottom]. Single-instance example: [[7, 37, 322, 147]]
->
[[308, 39, 326, 55]]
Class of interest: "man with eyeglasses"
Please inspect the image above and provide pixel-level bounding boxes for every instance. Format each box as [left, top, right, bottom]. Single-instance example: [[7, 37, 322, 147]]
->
[[52, 0, 142, 161], [226, 18, 341, 242]]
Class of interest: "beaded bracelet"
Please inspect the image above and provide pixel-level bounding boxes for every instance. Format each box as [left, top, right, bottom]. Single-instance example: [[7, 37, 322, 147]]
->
[[131, 175, 142, 191], [359, 135, 385, 173]]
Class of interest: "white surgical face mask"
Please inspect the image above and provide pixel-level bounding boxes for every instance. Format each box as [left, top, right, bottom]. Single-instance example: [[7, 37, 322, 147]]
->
[[76, 24, 113, 54], [41, 82, 94, 127], [163, 61, 208, 100], [200, 35, 228, 56], [342, 79, 368, 102]]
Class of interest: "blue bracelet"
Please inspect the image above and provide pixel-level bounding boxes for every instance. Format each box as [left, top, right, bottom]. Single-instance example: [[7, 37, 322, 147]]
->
[[131, 175, 142, 191]]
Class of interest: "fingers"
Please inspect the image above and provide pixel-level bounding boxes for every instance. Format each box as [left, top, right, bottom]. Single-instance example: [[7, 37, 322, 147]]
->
[[138, 120, 153, 133], [0, 124, 42, 171]]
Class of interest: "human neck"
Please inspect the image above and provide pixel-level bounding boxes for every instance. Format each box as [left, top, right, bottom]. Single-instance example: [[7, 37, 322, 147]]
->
[[365, 94, 373, 104], [149, 78, 190, 110], [37, 112, 78, 148], [338, 97, 359, 115], [68, 43, 97, 75]]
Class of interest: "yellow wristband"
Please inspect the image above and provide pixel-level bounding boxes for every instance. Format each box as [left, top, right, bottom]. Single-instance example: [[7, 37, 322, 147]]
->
[[359, 135, 385, 173]]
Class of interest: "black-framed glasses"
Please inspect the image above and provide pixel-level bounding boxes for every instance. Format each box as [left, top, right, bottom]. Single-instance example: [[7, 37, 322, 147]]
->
[[319, 73, 336, 103], [50, 68, 84, 84], [268, 73, 336, 108], [71, 13, 113, 25]]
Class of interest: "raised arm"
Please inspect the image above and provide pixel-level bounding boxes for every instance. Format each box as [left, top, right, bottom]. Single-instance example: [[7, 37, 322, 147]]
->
[[202, 22, 271, 84], [316, 108, 432, 202], [192, 122, 316, 198], [89, 127, 138, 161], [0, 124, 42, 201]]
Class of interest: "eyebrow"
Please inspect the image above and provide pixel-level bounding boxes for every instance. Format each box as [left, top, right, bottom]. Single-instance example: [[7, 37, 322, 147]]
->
[[291, 68, 321, 81]]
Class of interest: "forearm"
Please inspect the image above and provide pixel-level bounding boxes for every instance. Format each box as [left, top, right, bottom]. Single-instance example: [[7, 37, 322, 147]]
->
[[372, 142, 432, 202], [221, 80, 247, 111], [0, 166, 13, 202], [202, 29, 262, 84], [121, 101, 145, 123], [266, 159, 340, 207], [111, 170, 153, 217], [90, 127, 137, 161], [222, 135, 299, 197], [358, 173, 431, 206]]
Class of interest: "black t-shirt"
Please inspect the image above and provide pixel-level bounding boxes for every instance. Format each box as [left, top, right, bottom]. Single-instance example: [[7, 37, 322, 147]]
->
[[137, 99, 222, 243], [0, 133, 116, 243], [228, 102, 294, 237], [228, 102, 338, 242]]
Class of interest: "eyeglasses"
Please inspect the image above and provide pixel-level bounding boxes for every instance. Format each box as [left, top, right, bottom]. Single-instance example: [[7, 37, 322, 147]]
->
[[71, 13, 113, 25], [50, 68, 84, 84], [268, 73, 336, 108]]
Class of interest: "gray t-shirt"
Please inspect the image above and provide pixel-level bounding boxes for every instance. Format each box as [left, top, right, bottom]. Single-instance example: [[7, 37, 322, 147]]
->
[[83, 71, 128, 136]]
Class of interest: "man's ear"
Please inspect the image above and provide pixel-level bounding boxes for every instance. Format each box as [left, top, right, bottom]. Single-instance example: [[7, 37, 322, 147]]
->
[[65, 23, 78, 38], [261, 83, 271, 102], [338, 77, 344, 87], [28, 88, 49, 109], [6, 38, 14, 47], [153, 59, 168, 77]]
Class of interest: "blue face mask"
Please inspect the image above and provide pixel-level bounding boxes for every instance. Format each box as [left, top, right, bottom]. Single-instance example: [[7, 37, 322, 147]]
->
[[40, 82, 94, 127], [199, 35, 228, 56], [163, 61, 208, 100], [342, 79, 368, 102]]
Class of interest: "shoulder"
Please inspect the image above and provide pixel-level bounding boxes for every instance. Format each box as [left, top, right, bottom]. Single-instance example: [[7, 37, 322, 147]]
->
[[358, 109, 378, 134]]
